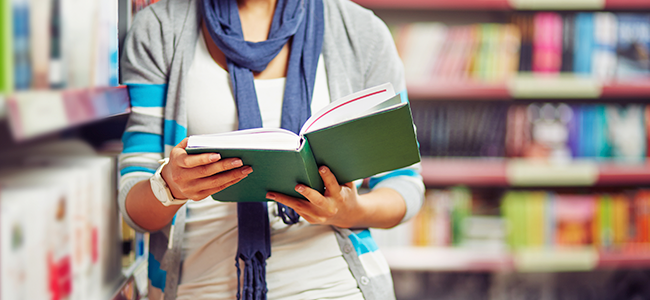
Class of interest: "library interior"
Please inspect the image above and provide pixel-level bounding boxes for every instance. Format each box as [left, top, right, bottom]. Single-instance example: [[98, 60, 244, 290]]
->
[[2, 0, 650, 299]]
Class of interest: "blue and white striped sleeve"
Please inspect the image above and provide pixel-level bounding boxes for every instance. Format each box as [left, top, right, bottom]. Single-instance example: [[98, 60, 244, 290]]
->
[[117, 7, 169, 233]]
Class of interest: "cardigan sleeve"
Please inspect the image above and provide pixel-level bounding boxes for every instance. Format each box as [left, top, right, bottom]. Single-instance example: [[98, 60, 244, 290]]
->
[[117, 6, 170, 233]]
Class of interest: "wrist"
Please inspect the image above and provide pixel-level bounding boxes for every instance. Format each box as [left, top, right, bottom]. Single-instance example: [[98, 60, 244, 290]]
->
[[160, 163, 187, 200], [150, 158, 189, 206]]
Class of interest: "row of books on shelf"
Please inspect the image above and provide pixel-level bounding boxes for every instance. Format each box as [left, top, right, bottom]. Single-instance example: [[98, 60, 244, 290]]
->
[[502, 190, 650, 251], [0, 140, 144, 300], [412, 101, 647, 162], [376, 186, 650, 254], [394, 12, 650, 84], [1, 0, 118, 94], [354, 0, 650, 10]]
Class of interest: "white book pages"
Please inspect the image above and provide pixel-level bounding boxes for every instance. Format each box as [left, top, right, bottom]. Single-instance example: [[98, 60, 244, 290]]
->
[[1, 185, 65, 300], [300, 82, 396, 136], [187, 128, 301, 150]]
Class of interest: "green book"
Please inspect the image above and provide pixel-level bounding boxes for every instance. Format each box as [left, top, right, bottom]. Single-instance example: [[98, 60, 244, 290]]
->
[[0, 0, 12, 94], [186, 83, 421, 202]]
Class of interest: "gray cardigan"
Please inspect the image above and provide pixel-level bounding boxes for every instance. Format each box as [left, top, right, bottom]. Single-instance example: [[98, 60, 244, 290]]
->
[[119, 0, 425, 298]]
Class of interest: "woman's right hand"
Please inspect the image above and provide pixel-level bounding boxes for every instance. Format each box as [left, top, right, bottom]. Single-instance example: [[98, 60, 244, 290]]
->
[[161, 138, 253, 201]]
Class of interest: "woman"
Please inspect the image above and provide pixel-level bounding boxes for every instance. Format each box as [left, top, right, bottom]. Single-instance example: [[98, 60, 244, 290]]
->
[[119, 0, 425, 299]]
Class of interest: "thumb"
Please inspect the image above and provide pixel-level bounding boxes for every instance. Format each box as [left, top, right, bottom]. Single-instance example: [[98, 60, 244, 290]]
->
[[176, 137, 189, 149]]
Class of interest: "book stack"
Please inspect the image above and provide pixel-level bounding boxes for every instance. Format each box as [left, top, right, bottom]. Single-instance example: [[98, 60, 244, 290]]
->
[[1, 0, 118, 94], [502, 190, 650, 252], [513, 12, 649, 80], [394, 23, 521, 83], [393, 13, 650, 84], [375, 186, 650, 253], [0, 140, 144, 300], [411, 101, 509, 157], [374, 186, 507, 250], [413, 101, 647, 161], [505, 103, 646, 162]]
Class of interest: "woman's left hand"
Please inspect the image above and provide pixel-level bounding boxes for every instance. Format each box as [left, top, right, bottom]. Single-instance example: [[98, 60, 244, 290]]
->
[[266, 166, 363, 228]]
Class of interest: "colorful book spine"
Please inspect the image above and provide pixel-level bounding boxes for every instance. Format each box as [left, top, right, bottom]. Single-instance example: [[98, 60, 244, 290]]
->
[[512, 14, 534, 72], [592, 12, 618, 81], [533, 12, 563, 73], [49, 0, 64, 88], [561, 13, 575, 73], [0, 0, 12, 93], [616, 13, 650, 79], [28, 0, 51, 89], [12, 0, 31, 90], [574, 13, 595, 75]]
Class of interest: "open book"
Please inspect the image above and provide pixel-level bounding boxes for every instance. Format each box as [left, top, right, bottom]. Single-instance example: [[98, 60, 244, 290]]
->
[[186, 82, 421, 202]]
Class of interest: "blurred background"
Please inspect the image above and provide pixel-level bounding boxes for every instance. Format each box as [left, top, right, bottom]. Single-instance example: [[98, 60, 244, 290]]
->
[[1, 0, 650, 299]]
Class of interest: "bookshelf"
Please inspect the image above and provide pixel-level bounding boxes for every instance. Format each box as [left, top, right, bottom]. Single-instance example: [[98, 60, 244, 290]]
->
[[383, 247, 650, 272], [408, 76, 650, 100], [355, 2, 650, 295], [0, 0, 148, 299], [420, 157, 650, 187], [4, 86, 130, 141], [353, 0, 650, 10]]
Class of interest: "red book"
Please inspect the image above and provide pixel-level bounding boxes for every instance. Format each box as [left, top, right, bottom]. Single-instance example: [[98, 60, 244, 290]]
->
[[533, 12, 563, 73]]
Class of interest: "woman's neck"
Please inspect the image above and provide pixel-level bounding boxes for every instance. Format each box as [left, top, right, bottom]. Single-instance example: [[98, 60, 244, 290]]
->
[[237, 0, 277, 42]]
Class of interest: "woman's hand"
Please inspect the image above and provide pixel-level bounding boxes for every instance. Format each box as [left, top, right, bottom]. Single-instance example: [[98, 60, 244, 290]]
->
[[161, 138, 253, 201], [266, 166, 364, 228]]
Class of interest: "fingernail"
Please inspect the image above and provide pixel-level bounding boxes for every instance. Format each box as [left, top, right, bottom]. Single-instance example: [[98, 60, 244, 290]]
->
[[319, 166, 327, 174], [232, 159, 243, 167], [210, 153, 221, 161], [241, 167, 253, 175], [266, 193, 276, 200], [295, 185, 305, 192]]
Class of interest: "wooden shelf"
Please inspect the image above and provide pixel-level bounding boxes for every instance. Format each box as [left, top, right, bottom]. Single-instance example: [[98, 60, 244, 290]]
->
[[408, 81, 510, 101], [407, 78, 650, 101], [383, 246, 650, 272], [421, 157, 650, 187], [5, 86, 130, 141], [383, 247, 514, 272], [353, 0, 650, 10], [353, 0, 510, 10], [420, 158, 509, 186]]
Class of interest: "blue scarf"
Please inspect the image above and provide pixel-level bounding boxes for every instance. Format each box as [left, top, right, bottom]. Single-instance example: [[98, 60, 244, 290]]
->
[[200, 0, 324, 299]]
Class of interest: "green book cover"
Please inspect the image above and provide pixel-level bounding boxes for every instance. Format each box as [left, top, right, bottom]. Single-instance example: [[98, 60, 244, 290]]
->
[[187, 139, 323, 201], [0, 0, 13, 94], [185, 83, 421, 203]]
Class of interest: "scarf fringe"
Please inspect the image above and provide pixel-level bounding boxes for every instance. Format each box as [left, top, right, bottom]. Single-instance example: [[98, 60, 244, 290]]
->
[[236, 253, 268, 300]]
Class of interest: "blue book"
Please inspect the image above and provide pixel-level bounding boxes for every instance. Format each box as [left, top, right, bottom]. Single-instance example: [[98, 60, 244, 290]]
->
[[12, 0, 31, 90], [594, 105, 611, 159], [579, 105, 595, 157], [616, 13, 650, 79], [566, 104, 580, 158], [574, 13, 594, 75]]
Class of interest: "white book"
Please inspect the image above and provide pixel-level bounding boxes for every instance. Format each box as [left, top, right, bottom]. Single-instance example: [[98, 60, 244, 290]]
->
[[26, 155, 119, 299], [593, 12, 618, 81], [1, 185, 60, 300], [61, 0, 97, 88], [399, 23, 447, 85], [28, 0, 51, 88], [0, 166, 91, 300]]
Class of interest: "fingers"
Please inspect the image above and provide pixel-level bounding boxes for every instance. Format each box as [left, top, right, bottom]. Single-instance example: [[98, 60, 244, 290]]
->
[[268, 192, 324, 224], [190, 175, 249, 201], [318, 166, 341, 197], [189, 166, 253, 192]]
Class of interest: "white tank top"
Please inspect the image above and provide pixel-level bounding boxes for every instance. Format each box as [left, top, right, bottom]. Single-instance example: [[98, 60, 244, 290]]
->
[[178, 31, 364, 300]]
